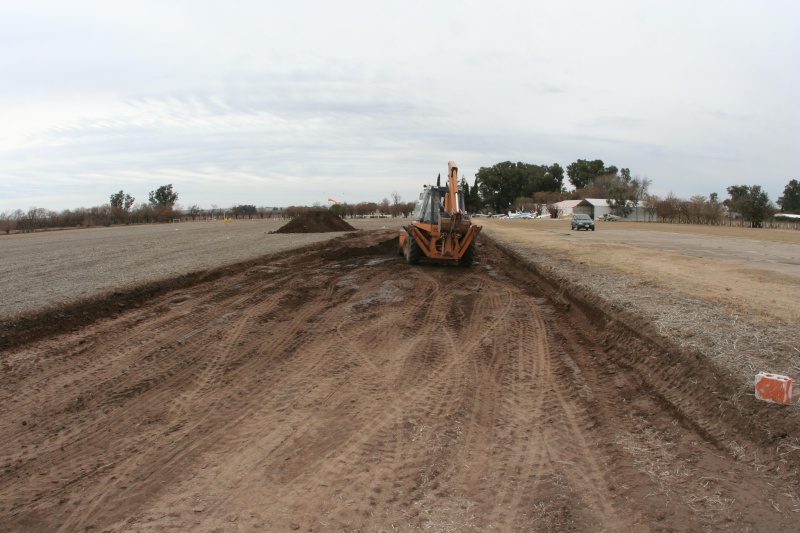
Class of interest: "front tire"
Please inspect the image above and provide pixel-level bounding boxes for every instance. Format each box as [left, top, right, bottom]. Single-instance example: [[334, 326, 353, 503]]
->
[[406, 234, 421, 265]]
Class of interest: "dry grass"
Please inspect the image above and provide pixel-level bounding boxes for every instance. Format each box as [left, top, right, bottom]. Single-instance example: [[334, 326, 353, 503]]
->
[[585, 220, 800, 244], [482, 219, 800, 385], [481, 219, 799, 325], [616, 417, 739, 523]]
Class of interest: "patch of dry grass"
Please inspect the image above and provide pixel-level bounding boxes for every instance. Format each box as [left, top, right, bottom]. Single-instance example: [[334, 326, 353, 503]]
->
[[481, 220, 800, 325], [589, 220, 800, 244], [483, 219, 800, 385]]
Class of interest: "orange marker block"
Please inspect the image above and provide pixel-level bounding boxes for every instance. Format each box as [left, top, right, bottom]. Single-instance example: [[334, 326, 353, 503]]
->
[[755, 372, 793, 405]]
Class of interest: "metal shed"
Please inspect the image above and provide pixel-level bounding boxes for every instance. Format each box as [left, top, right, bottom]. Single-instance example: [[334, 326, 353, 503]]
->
[[574, 199, 612, 220]]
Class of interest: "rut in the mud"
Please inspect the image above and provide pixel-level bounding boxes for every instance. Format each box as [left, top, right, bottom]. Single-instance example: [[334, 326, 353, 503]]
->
[[0, 229, 796, 532]]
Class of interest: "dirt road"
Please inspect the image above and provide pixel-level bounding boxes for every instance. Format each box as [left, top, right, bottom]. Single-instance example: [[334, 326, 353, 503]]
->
[[2, 229, 797, 532]]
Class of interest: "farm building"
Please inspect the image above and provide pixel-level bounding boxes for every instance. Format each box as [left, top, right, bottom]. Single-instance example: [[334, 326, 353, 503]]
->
[[574, 199, 612, 219], [552, 198, 649, 220], [550, 200, 582, 218]]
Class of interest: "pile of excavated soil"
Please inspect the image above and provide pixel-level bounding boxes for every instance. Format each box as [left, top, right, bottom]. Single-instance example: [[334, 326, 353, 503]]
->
[[272, 210, 356, 233]]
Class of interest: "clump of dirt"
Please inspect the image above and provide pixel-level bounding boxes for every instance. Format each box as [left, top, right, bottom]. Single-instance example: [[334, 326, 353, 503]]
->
[[272, 211, 356, 234], [319, 231, 400, 261]]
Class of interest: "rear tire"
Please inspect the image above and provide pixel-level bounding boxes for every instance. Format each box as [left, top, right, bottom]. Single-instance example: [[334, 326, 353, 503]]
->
[[406, 234, 421, 265], [460, 241, 476, 267]]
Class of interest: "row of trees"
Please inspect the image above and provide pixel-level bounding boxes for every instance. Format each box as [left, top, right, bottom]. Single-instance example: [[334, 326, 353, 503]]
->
[[0, 203, 180, 234], [2, 171, 798, 235], [466, 158, 799, 227], [778, 179, 800, 214], [469, 159, 651, 215], [0, 183, 417, 234]]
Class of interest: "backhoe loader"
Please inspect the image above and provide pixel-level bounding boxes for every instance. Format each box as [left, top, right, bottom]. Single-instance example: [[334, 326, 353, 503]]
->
[[399, 161, 481, 266]]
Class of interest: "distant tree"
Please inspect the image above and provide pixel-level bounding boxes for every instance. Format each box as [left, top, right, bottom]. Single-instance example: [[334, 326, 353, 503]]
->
[[329, 203, 343, 217], [18, 206, 48, 233], [606, 188, 635, 217], [641, 194, 660, 221], [566, 159, 608, 190], [187, 205, 202, 221], [459, 176, 470, 207], [400, 201, 416, 217], [512, 196, 535, 213], [466, 176, 482, 213], [475, 161, 563, 212], [686, 195, 707, 223], [702, 193, 724, 223], [354, 202, 378, 217], [232, 204, 257, 219], [389, 191, 403, 217], [544, 163, 565, 193], [0, 211, 14, 234], [726, 184, 774, 227], [656, 192, 681, 223], [110, 190, 135, 211], [148, 184, 179, 208], [777, 179, 800, 214]]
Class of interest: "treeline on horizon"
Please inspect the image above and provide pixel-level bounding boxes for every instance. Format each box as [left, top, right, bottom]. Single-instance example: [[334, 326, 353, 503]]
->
[[2, 160, 799, 234]]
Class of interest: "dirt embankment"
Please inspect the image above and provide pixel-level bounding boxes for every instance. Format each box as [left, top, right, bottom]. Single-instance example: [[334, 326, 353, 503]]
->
[[272, 210, 356, 233], [1, 228, 799, 532]]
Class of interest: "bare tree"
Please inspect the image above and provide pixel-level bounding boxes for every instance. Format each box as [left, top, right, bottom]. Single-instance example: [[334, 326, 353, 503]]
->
[[0, 211, 14, 234], [391, 191, 402, 216]]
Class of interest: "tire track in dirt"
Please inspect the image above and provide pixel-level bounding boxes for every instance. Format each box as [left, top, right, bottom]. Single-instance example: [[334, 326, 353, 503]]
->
[[3, 230, 799, 532], [9, 266, 312, 530], [51, 293, 269, 531]]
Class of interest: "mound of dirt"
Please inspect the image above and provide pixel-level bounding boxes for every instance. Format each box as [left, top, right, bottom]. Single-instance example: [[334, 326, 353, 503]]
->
[[272, 210, 356, 234]]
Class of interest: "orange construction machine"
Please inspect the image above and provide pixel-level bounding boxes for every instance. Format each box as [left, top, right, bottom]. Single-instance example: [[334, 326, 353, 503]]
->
[[399, 161, 482, 266]]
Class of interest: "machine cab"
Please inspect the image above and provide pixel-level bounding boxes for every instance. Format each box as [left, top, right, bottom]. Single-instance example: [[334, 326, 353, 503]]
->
[[413, 185, 467, 224]]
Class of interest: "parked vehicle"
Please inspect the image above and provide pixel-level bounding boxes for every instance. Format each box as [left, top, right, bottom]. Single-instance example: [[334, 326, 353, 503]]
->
[[600, 214, 620, 221], [571, 214, 595, 231]]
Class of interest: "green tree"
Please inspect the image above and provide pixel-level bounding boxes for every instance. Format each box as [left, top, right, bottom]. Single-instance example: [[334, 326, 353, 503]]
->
[[726, 185, 774, 227], [110, 190, 135, 211], [606, 187, 635, 217], [232, 204, 258, 219], [465, 176, 482, 213], [475, 161, 563, 212], [566, 159, 607, 189], [777, 179, 800, 214], [148, 184, 179, 208], [459, 177, 472, 211]]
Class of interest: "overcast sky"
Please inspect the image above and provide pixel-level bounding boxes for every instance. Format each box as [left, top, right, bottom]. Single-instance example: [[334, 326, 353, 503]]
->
[[1, 0, 797, 212]]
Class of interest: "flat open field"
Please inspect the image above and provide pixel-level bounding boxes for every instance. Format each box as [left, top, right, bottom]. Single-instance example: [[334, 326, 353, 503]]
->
[[1, 219, 799, 531]]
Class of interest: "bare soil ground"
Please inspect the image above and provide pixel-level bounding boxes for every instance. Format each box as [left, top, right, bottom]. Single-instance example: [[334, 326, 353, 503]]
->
[[1, 220, 799, 532]]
